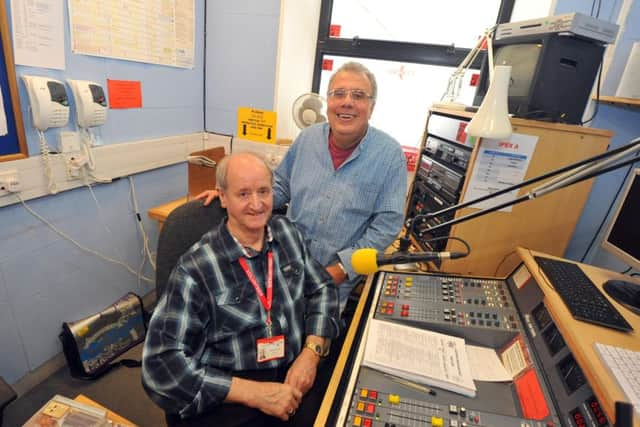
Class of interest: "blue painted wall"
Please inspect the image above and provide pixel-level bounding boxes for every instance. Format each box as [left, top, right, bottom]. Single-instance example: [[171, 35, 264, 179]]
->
[[1, 0, 281, 385], [556, 0, 640, 273], [0, 0, 206, 384], [205, 1, 280, 134]]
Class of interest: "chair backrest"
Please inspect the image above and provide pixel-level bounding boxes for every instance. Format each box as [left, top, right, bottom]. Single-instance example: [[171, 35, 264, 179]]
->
[[155, 199, 226, 300]]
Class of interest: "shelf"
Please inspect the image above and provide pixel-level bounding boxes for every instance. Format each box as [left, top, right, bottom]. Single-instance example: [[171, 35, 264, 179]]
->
[[595, 95, 640, 108]]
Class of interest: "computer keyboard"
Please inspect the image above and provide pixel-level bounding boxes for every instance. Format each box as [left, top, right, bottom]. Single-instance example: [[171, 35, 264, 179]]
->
[[534, 256, 633, 332], [594, 343, 640, 418]]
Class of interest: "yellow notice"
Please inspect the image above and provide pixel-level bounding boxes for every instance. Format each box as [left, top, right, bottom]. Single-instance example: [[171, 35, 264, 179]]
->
[[237, 107, 277, 144]]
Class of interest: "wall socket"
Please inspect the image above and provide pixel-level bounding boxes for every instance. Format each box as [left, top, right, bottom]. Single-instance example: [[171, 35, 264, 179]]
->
[[0, 169, 21, 196], [58, 131, 85, 179]]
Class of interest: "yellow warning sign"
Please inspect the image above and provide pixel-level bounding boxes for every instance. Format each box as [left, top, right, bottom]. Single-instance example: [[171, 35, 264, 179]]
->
[[237, 107, 277, 144]]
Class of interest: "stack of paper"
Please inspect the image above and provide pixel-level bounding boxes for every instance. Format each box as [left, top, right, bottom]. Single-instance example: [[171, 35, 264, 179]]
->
[[362, 319, 477, 397]]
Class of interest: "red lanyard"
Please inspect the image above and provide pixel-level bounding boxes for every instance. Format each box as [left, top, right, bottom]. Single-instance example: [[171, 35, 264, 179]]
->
[[239, 252, 274, 335]]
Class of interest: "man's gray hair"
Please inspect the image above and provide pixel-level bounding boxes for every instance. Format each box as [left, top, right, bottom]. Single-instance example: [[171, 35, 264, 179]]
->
[[328, 61, 378, 102], [215, 151, 273, 190]]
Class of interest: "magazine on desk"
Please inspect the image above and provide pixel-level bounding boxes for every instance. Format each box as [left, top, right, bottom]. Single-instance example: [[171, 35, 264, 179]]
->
[[362, 318, 477, 397]]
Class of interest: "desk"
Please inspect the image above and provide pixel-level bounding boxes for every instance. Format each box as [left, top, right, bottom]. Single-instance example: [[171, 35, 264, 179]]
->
[[148, 196, 188, 229], [314, 269, 385, 426], [316, 250, 640, 426], [518, 248, 640, 426], [74, 394, 138, 426]]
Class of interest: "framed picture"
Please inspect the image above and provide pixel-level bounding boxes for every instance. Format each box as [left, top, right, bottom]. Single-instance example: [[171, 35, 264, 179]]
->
[[0, 1, 27, 162]]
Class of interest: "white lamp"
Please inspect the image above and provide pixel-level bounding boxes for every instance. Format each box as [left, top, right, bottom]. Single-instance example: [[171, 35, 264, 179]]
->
[[433, 26, 496, 110], [466, 64, 513, 139]]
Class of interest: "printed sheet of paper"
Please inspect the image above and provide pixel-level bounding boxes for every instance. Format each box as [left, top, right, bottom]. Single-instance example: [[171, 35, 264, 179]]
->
[[466, 344, 512, 382], [462, 134, 538, 212], [107, 80, 143, 109], [11, 0, 65, 70], [362, 319, 476, 397], [68, 0, 195, 68], [0, 87, 7, 136]]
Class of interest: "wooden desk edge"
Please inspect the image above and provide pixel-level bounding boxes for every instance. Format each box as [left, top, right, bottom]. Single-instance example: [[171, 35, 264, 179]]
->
[[147, 196, 189, 223], [74, 394, 138, 426], [516, 247, 640, 427], [314, 275, 376, 426]]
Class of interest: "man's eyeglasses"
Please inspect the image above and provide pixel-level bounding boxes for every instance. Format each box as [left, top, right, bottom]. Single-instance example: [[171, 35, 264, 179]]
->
[[327, 89, 373, 102]]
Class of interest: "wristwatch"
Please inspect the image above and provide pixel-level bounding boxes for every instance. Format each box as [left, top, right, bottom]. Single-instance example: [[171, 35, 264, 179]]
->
[[304, 341, 330, 358]]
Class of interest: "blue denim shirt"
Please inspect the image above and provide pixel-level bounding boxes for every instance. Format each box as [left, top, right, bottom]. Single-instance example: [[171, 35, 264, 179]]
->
[[273, 123, 407, 308]]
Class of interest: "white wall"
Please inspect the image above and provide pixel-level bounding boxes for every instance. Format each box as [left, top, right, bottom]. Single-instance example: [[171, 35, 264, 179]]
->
[[274, 0, 322, 141]]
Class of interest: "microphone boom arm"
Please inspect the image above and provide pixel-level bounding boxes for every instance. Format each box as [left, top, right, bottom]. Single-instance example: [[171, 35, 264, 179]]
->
[[409, 136, 640, 239]]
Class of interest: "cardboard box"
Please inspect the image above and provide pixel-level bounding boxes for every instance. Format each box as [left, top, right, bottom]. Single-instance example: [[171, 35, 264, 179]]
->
[[188, 147, 225, 198]]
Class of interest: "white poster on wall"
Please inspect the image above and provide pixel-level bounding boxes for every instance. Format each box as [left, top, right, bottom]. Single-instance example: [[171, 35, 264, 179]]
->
[[11, 0, 65, 70], [462, 134, 538, 212], [0, 86, 7, 136]]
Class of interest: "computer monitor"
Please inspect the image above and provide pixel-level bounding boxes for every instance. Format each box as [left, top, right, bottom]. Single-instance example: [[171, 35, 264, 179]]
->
[[473, 33, 604, 124], [601, 168, 640, 271]]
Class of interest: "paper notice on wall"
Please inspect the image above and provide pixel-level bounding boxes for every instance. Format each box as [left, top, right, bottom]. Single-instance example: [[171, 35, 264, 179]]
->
[[11, 0, 65, 70], [462, 134, 538, 212], [0, 87, 7, 136]]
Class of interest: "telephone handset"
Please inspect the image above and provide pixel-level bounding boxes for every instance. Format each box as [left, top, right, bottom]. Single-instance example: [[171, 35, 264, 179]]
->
[[21, 75, 70, 131], [67, 79, 108, 128]]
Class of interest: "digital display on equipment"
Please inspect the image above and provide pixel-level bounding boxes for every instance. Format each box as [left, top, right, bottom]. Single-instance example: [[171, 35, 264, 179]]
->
[[570, 407, 588, 427], [47, 81, 69, 105], [558, 355, 587, 394], [586, 396, 608, 427], [602, 168, 640, 271]]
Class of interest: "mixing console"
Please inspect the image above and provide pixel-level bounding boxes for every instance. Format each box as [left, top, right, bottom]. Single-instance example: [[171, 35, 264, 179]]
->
[[331, 270, 612, 427], [375, 273, 521, 348]]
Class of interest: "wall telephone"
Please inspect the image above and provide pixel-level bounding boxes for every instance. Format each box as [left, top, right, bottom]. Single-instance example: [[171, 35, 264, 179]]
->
[[21, 75, 70, 131], [67, 79, 108, 128]]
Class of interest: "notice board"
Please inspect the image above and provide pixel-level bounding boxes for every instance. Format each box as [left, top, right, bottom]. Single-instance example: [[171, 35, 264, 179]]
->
[[0, 2, 27, 161]]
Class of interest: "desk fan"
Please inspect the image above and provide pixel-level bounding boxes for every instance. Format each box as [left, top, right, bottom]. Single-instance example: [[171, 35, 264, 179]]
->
[[292, 93, 327, 129]]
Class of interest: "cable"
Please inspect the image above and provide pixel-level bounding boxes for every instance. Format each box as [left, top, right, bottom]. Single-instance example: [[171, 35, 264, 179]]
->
[[422, 235, 471, 256], [581, 51, 603, 126], [16, 194, 153, 284], [80, 128, 97, 170], [86, 183, 127, 264], [128, 176, 156, 272], [38, 130, 58, 194], [493, 249, 517, 276], [79, 127, 112, 184]]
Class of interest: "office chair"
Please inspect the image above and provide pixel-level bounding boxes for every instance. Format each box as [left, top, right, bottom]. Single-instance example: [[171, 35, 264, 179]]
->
[[155, 199, 227, 301], [0, 376, 16, 427]]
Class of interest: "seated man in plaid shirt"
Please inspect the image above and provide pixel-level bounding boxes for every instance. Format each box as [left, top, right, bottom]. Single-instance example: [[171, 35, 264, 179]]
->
[[142, 152, 340, 427]]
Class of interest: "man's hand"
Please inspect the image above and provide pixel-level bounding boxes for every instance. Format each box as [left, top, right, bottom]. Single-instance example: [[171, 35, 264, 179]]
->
[[326, 263, 347, 285], [227, 378, 302, 421], [284, 347, 320, 395], [194, 189, 219, 206]]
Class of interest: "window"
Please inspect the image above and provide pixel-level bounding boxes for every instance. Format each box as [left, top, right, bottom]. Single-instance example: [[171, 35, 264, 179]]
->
[[312, 0, 515, 148]]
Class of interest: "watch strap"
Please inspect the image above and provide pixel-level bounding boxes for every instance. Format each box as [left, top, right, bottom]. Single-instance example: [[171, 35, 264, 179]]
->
[[303, 341, 329, 358]]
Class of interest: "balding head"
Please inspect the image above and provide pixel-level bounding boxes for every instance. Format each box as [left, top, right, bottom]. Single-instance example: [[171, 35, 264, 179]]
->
[[216, 152, 273, 191]]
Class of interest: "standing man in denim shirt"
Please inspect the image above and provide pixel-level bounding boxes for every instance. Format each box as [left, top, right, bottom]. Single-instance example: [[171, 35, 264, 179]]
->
[[199, 62, 407, 313]]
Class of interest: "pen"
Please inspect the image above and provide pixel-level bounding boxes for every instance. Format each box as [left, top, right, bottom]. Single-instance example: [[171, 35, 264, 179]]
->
[[382, 373, 437, 396]]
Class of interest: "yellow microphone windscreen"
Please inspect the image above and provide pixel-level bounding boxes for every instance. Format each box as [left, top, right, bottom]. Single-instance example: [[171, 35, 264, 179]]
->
[[351, 248, 379, 275]]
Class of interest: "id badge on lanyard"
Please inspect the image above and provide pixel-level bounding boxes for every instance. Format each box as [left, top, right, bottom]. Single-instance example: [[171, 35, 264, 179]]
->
[[239, 252, 285, 363]]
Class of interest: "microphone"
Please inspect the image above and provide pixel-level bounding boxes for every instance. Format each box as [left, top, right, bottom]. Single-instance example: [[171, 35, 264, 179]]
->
[[351, 248, 468, 275]]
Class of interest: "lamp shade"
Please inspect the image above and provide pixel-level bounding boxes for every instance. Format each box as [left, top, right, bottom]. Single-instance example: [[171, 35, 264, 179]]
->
[[467, 65, 512, 139]]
